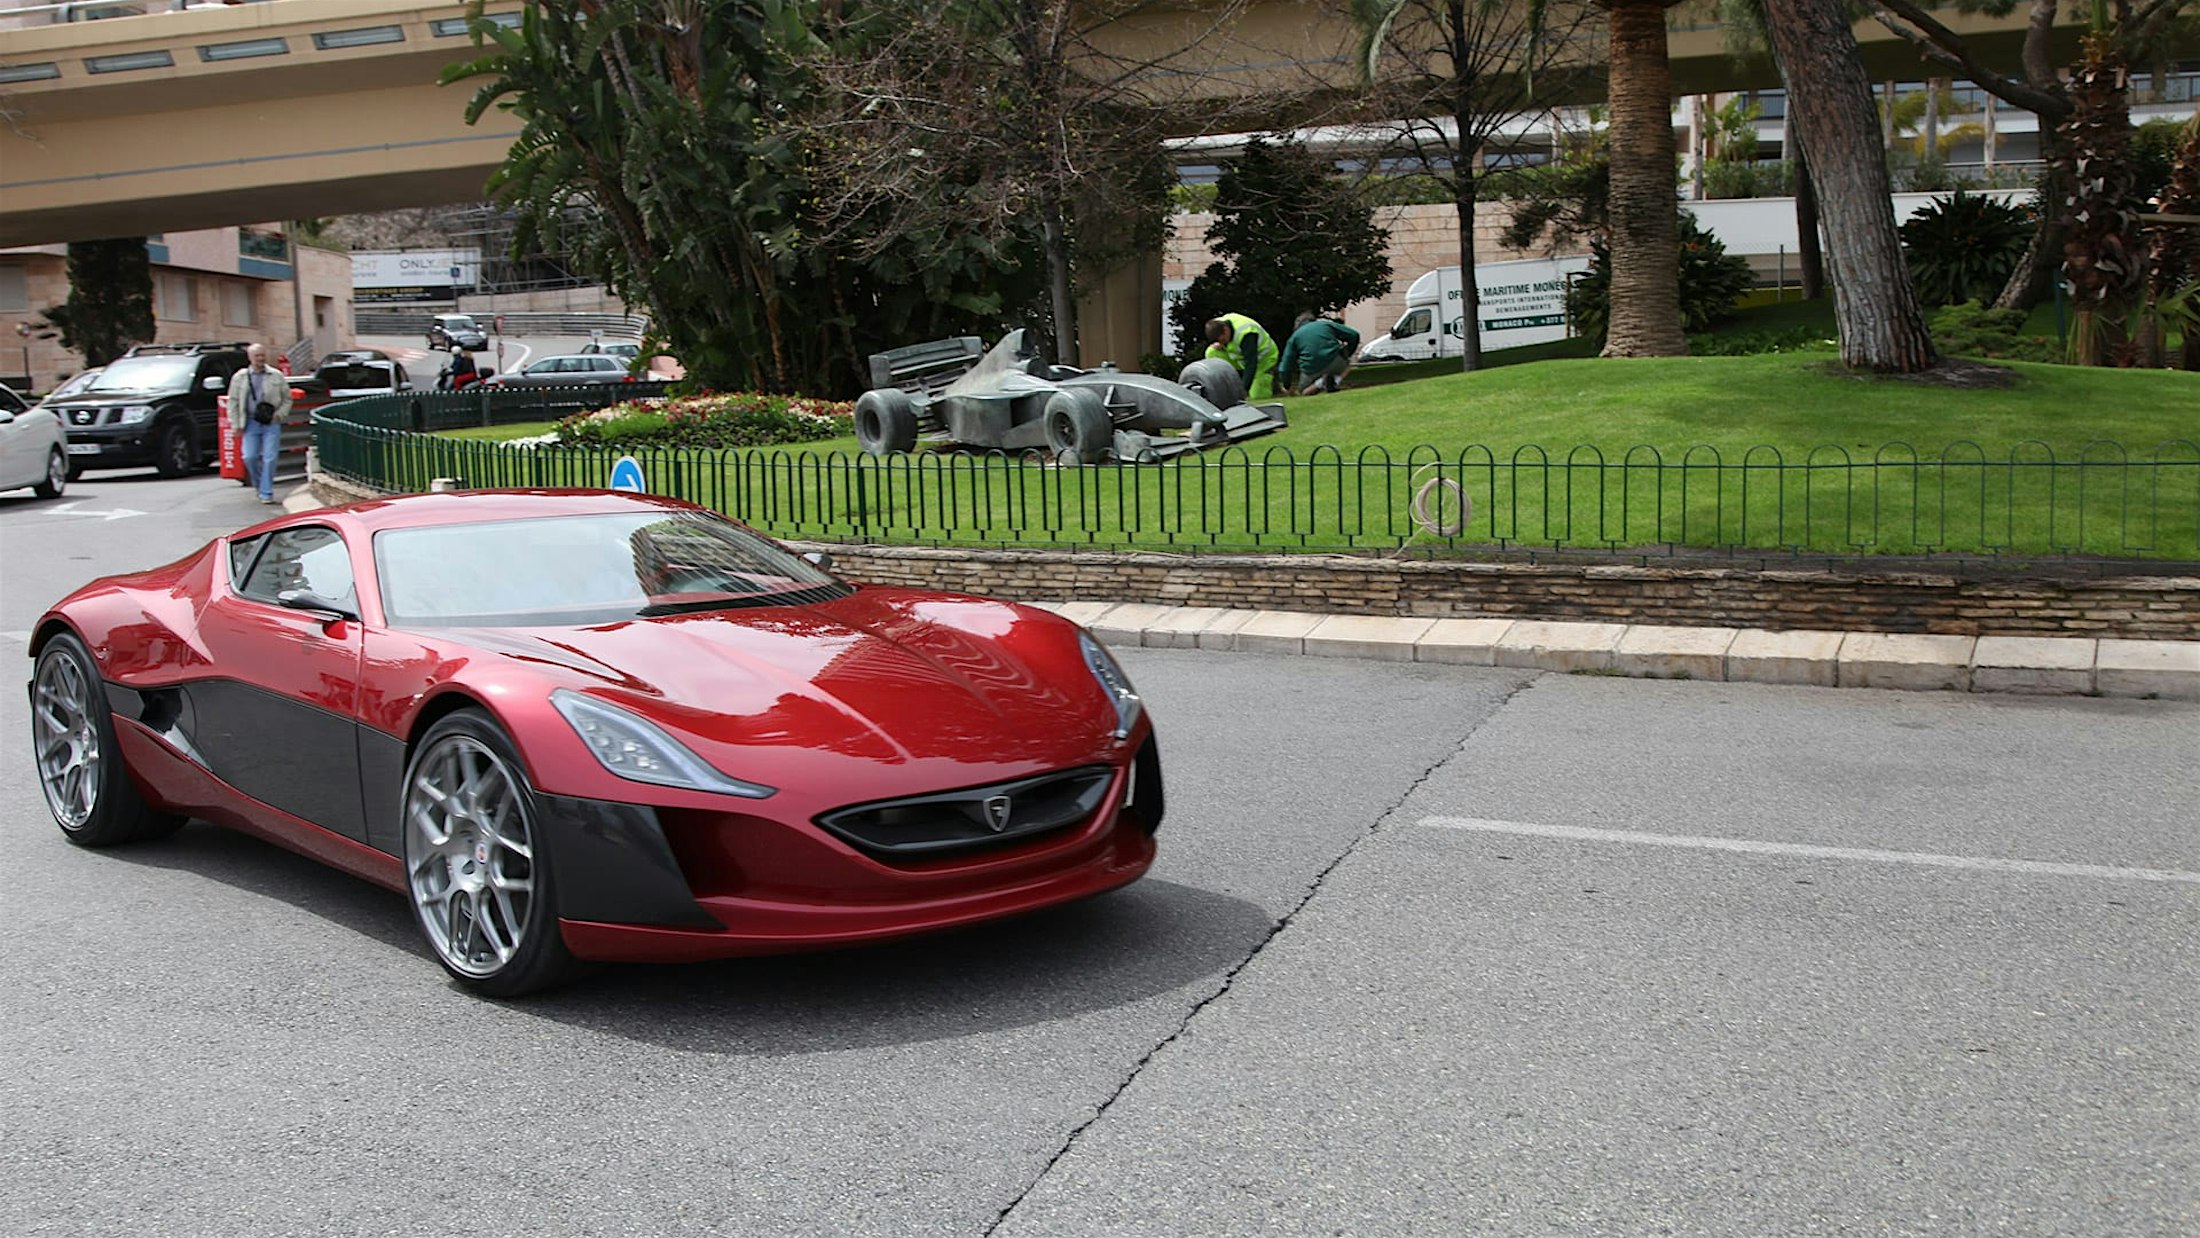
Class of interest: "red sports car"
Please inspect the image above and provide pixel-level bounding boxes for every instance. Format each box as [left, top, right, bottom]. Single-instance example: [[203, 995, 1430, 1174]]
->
[[27, 490, 1161, 996]]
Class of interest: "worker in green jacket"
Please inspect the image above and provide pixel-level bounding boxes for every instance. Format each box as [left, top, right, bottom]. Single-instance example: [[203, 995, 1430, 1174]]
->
[[1277, 312, 1363, 396], [1202, 313, 1281, 401]]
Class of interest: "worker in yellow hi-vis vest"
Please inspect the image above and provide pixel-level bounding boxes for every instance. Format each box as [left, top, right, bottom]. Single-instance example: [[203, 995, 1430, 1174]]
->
[[1202, 313, 1281, 401]]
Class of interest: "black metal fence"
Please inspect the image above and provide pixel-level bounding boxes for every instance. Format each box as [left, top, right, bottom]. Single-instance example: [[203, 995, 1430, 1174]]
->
[[313, 391, 2200, 563]]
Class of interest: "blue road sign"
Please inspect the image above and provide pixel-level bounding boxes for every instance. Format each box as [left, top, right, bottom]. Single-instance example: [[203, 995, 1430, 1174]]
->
[[609, 456, 646, 493], [449, 265, 463, 280]]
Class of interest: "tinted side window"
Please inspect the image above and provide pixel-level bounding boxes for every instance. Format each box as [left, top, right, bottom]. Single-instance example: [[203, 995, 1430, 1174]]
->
[[1398, 309, 1431, 336], [241, 527, 355, 610], [228, 533, 269, 587], [0, 385, 27, 413]]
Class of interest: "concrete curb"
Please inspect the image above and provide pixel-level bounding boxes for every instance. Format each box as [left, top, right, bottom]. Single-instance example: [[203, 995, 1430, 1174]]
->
[[1036, 601, 2200, 701]]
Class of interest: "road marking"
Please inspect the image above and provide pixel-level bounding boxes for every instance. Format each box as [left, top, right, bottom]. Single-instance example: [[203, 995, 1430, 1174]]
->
[[0, 630, 28, 644], [46, 502, 145, 522], [1417, 816, 2200, 885]]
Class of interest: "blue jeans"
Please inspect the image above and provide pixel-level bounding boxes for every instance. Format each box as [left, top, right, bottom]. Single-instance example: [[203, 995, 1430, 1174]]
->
[[241, 420, 282, 500]]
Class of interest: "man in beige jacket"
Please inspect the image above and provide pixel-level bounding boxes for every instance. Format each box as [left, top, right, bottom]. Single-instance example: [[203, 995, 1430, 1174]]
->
[[227, 343, 292, 504]]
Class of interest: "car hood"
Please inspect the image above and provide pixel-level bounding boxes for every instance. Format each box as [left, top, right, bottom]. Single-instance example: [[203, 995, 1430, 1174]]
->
[[453, 588, 1108, 772], [54, 390, 182, 405]]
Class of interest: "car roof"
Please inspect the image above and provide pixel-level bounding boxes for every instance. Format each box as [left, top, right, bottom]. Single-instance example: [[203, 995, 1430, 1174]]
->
[[281, 488, 710, 536]]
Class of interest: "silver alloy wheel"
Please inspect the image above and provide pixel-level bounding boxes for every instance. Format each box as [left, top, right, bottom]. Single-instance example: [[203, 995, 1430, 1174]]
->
[[31, 649, 100, 830], [44, 450, 66, 495], [404, 734, 539, 978]]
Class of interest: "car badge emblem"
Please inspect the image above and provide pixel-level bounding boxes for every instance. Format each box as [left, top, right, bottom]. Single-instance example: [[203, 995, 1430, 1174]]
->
[[71, 410, 91, 424], [983, 795, 1013, 832]]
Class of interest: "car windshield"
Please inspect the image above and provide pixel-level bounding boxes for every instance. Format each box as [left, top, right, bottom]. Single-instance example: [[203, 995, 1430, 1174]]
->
[[320, 362, 394, 389], [86, 356, 196, 392], [374, 510, 847, 627], [440, 316, 478, 331], [46, 370, 102, 400]]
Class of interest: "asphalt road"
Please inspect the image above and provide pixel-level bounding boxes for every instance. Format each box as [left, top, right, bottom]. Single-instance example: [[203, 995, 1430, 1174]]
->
[[2, 474, 2195, 1237]]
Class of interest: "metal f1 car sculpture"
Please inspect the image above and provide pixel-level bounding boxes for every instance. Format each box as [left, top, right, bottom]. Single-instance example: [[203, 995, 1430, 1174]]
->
[[853, 330, 1287, 464]]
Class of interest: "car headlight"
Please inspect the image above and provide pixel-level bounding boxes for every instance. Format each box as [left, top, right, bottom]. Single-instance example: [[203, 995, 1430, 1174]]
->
[[550, 689, 775, 799], [117, 406, 154, 424], [1079, 632, 1143, 740]]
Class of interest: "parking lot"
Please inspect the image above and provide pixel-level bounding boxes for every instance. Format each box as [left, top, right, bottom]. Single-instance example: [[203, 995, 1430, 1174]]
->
[[2, 473, 2194, 1236]]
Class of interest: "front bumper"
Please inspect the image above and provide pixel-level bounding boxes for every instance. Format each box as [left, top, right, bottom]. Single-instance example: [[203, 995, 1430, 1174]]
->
[[543, 734, 1164, 963], [63, 428, 159, 467]]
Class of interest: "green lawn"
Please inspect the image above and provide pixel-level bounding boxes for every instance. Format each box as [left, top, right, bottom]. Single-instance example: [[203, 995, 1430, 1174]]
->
[[394, 310, 2198, 559]]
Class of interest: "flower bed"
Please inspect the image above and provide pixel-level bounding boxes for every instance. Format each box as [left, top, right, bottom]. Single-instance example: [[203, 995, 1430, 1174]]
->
[[554, 392, 852, 449]]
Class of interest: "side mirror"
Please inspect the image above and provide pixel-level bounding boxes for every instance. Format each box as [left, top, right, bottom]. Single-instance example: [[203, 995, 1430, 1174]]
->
[[801, 550, 833, 570], [276, 589, 359, 622], [201, 376, 225, 391]]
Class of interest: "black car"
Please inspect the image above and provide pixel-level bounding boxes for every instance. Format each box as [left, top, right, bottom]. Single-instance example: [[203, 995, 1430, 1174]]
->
[[426, 314, 489, 353], [52, 343, 249, 479]]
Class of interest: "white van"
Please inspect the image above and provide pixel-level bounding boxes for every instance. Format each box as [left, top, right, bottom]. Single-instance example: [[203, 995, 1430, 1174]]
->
[[1358, 255, 1592, 362]]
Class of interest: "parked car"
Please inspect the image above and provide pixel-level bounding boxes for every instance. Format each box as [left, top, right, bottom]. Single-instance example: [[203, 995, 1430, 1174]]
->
[[313, 357, 412, 400], [489, 354, 638, 388], [27, 489, 1162, 996], [50, 342, 249, 479], [426, 314, 488, 353], [0, 381, 69, 499], [33, 367, 104, 409], [579, 341, 642, 362]]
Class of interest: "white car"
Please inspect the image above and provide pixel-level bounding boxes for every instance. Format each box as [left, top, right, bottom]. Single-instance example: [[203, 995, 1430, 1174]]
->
[[0, 382, 69, 499]]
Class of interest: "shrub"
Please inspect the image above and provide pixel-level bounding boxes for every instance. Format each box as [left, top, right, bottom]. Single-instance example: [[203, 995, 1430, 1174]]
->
[[1928, 300, 2062, 363], [1900, 190, 2034, 307], [1685, 325, 1836, 356], [554, 392, 852, 449], [1564, 211, 1755, 347]]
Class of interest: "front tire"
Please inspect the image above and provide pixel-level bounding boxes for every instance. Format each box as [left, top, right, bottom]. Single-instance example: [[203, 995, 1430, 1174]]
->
[[854, 388, 918, 455], [33, 449, 67, 499], [1043, 389, 1111, 464], [401, 709, 576, 997], [153, 418, 196, 478], [30, 633, 185, 847]]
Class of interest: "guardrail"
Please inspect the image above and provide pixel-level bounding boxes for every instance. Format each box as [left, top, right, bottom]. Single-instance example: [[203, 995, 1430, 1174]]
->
[[351, 310, 649, 339], [313, 392, 2200, 563]]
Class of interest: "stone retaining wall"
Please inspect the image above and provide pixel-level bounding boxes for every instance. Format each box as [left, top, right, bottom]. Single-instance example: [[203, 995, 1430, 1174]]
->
[[305, 473, 2200, 640]]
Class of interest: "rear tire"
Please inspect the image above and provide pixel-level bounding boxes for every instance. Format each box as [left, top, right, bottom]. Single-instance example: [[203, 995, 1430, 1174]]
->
[[1043, 389, 1111, 464], [854, 388, 919, 456], [153, 418, 195, 478], [30, 633, 185, 848], [1176, 358, 1247, 410], [33, 449, 67, 499], [401, 709, 577, 997]]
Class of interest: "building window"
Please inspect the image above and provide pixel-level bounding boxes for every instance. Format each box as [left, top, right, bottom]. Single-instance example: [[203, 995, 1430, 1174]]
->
[[0, 265, 27, 313], [223, 283, 258, 328], [156, 273, 198, 322], [239, 230, 290, 263], [314, 296, 333, 330]]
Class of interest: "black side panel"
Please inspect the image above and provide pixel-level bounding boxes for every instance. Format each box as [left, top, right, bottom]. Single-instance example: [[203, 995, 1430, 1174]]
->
[[534, 795, 719, 929], [183, 679, 367, 840], [358, 727, 407, 856]]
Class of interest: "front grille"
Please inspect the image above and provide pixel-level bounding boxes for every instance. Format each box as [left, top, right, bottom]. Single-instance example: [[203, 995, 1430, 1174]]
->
[[817, 766, 1114, 858]]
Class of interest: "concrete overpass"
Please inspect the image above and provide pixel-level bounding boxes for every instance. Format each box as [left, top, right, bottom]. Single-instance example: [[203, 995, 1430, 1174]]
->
[[0, 0, 2096, 250]]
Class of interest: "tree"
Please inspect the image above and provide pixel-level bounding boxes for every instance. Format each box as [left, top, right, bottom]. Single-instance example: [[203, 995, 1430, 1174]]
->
[[1168, 137, 1393, 362], [791, 0, 1188, 364], [1597, 0, 1691, 356], [447, 0, 1040, 396], [2057, 32, 2147, 365], [1349, 0, 1600, 370], [1861, 0, 2197, 308], [40, 239, 155, 367], [1760, 0, 1939, 371], [1351, 0, 1688, 357]]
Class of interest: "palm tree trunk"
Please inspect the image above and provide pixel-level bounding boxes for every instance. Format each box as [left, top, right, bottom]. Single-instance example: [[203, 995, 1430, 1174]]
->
[[1763, 0, 1938, 371], [1600, 0, 1688, 358]]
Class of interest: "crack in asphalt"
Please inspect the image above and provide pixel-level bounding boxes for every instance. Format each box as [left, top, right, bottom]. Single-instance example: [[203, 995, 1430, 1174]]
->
[[981, 675, 1541, 1235]]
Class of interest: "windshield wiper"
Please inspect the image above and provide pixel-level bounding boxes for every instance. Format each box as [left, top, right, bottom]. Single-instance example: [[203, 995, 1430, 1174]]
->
[[636, 596, 766, 617]]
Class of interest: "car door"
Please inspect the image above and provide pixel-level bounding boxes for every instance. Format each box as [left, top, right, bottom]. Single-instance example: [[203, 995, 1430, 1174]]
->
[[189, 524, 371, 841], [0, 384, 35, 488]]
